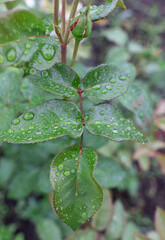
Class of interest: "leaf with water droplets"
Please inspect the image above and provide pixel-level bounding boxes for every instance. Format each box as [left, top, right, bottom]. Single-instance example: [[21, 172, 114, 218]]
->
[[92, 189, 113, 231], [83, 64, 131, 101], [27, 63, 80, 97], [119, 81, 153, 130], [0, 100, 83, 143], [155, 207, 165, 240], [80, 1, 125, 22], [49, 144, 103, 230], [0, 10, 46, 44], [0, 36, 60, 71], [85, 104, 147, 143]]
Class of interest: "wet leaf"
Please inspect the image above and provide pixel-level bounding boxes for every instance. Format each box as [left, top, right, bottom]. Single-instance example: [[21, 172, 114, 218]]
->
[[80, 1, 125, 22], [135, 233, 150, 240], [0, 10, 46, 44], [155, 207, 165, 240], [106, 200, 126, 239], [83, 64, 131, 100], [66, 228, 97, 240], [85, 104, 147, 143], [0, 105, 16, 136], [27, 63, 80, 97], [94, 156, 127, 188], [119, 82, 153, 130], [50, 145, 103, 230], [0, 37, 60, 71], [0, 100, 83, 143], [92, 189, 113, 231]]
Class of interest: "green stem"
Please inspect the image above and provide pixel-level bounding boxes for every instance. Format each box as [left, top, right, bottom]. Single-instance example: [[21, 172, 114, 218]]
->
[[63, 0, 79, 44], [70, 39, 80, 67]]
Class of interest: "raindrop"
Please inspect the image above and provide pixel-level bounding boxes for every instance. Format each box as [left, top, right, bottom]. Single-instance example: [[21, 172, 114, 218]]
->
[[58, 164, 64, 171], [113, 129, 118, 134], [25, 43, 31, 49], [41, 43, 55, 60], [93, 85, 101, 90], [8, 128, 14, 134], [101, 89, 107, 94], [23, 112, 34, 121], [41, 71, 49, 78], [119, 75, 126, 81], [24, 50, 28, 55], [106, 85, 113, 90], [81, 212, 87, 218], [109, 78, 116, 83], [6, 48, 16, 62], [13, 118, 20, 125], [100, 110, 105, 116], [64, 171, 70, 176]]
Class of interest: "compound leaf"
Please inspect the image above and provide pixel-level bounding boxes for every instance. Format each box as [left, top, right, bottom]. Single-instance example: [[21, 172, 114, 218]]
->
[[85, 104, 147, 143], [50, 145, 103, 230], [83, 64, 131, 101], [0, 100, 83, 143], [27, 63, 80, 97], [80, 0, 125, 22], [0, 9, 46, 44]]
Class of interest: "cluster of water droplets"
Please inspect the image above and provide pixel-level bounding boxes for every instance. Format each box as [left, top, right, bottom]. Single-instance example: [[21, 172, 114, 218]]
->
[[85, 104, 146, 142], [83, 64, 130, 100], [28, 63, 80, 98]]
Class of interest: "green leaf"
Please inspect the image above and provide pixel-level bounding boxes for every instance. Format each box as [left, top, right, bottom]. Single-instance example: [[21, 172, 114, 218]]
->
[[94, 156, 127, 188], [0, 105, 16, 136], [85, 104, 147, 143], [1, 100, 83, 143], [117, 0, 126, 10], [122, 222, 139, 240], [119, 82, 153, 129], [92, 189, 113, 231], [83, 64, 131, 100], [36, 219, 62, 240], [80, 1, 124, 22], [0, 36, 60, 71], [0, 10, 46, 44], [66, 228, 97, 240], [50, 145, 103, 230], [27, 63, 80, 97], [155, 207, 165, 240], [135, 233, 150, 240], [118, 62, 137, 81], [106, 200, 126, 240]]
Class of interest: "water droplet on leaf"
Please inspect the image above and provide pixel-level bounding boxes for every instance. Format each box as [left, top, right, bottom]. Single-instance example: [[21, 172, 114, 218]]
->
[[7, 48, 16, 62], [23, 112, 34, 121], [41, 43, 55, 60]]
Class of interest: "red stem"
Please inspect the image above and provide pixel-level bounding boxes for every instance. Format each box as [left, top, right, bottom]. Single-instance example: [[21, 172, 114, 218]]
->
[[61, 44, 67, 64]]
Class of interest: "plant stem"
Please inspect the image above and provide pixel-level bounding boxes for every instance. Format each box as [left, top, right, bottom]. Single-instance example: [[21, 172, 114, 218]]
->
[[54, 0, 63, 43], [63, 0, 79, 44], [70, 39, 80, 67], [61, 43, 67, 64], [62, 0, 66, 37]]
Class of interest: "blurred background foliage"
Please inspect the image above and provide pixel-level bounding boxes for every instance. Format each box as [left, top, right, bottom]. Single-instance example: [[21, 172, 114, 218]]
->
[[0, 0, 165, 239]]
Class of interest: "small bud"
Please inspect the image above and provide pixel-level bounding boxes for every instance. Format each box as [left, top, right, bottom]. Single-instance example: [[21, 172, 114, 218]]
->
[[70, 5, 92, 41]]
